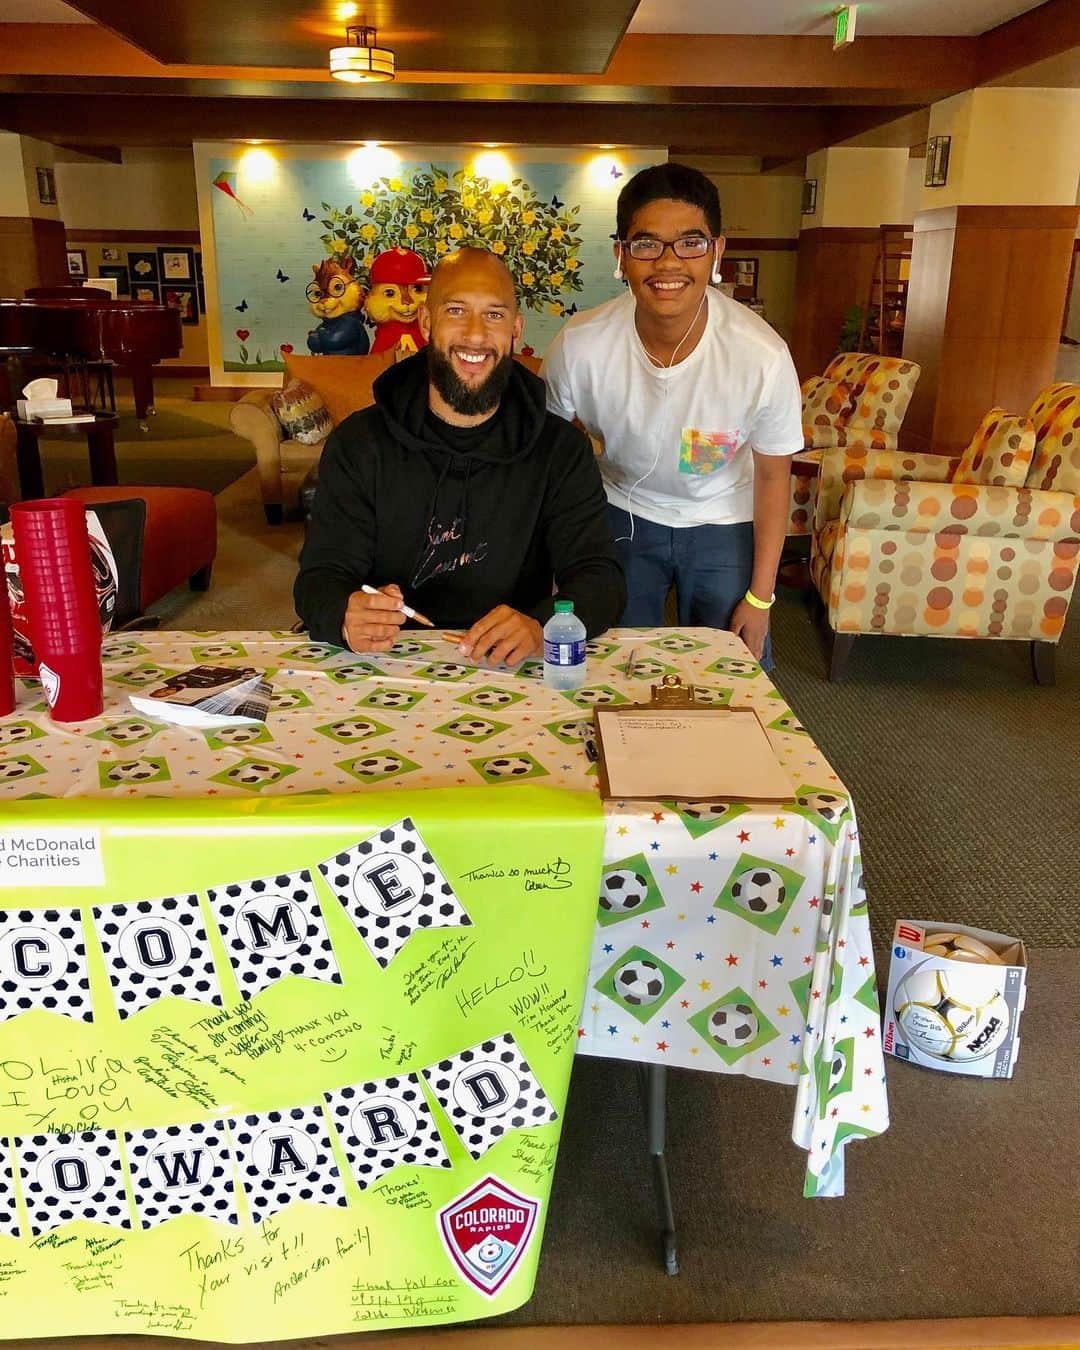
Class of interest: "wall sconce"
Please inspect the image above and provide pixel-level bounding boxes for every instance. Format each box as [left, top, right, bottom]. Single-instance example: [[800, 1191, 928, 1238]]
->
[[925, 136, 951, 188], [801, 179, 818, 215], [330, 24, 395, 82]]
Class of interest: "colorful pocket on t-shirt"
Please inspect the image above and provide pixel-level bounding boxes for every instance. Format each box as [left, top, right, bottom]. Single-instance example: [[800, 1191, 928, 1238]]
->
[[678, 428, 740, 475]]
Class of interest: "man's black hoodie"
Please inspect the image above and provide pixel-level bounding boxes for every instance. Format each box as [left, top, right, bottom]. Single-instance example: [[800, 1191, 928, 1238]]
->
[[294, 351, 626, 642]]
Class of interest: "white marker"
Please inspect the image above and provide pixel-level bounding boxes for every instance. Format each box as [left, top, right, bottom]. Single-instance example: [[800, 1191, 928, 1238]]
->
[[361, 583, 434, 628]]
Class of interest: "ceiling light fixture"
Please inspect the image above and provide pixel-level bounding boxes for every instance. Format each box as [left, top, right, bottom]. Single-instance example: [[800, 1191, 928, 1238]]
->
[[329, 24, 395, 83]]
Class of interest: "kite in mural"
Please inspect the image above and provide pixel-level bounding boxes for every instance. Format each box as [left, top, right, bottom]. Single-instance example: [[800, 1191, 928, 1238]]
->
[[212, 170, 255, 218], [306, 255, 370, 355], [364, 247, 430, 357]]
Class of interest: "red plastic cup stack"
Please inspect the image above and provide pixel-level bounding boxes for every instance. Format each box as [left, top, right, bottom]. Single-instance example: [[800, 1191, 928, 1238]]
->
[[0, 556, 14, 716], [9, 498, 103, 723]]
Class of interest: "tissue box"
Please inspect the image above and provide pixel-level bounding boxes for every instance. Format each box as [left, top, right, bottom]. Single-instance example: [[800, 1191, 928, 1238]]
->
[[883, 920, 1028, 1078], [17, 397, 73, 421]]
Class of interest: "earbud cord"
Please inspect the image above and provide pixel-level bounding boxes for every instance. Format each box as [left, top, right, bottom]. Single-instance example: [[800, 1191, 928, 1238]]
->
[[616, 286, 709, 545]]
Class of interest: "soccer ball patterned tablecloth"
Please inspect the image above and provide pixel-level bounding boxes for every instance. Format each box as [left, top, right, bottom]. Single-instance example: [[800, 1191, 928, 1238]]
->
[[0, 628, 888, 1197]]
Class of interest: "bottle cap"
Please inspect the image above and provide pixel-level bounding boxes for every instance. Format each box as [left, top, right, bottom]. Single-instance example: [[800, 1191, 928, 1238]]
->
[[554, 600, 574, 613]]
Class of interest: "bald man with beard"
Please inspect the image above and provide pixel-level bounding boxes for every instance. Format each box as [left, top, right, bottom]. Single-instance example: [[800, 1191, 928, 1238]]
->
[[295, 248, 625, 666]]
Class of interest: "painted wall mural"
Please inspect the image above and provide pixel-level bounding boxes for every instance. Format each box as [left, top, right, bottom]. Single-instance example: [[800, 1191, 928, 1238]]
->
[[205, 150, 659, 376]]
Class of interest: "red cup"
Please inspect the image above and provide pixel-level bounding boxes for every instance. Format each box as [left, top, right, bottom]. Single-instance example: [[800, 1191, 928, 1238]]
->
[[34, 649, 103, 723], [0, 570, 15, 717]]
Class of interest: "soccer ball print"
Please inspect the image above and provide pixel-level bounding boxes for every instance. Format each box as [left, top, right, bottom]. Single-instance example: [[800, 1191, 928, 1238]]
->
[[594, 944, 684, 1025], [325, 1075, 450, 1190], [92, 893, 223, 1019], [16, 1130, 130, 1235], [596, 854, 665, 926], [317, 817, 470, 969], [0, 908, 92, 1023], [0, 1144, 18, 1237], [422, 1032, 557, 1161], [125, 1122, 238, 1229], [205, 869, 343, 999], [229, 1106, 347, 1222], [689, 989, 779, 1066], [714, 854, 805, 935]]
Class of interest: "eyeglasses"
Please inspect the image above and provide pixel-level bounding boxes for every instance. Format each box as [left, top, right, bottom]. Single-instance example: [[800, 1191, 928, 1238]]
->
[[621, 236, 714, 262], [305, 277, 350, 302]]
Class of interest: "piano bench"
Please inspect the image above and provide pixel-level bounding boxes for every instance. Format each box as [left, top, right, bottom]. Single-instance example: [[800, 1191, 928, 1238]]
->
[[65, 485, 217, 614]]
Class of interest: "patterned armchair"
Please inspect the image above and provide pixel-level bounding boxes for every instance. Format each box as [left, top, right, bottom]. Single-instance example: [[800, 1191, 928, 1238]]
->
[[787, 354, 922, 537], [810, 383, 1080, 682]]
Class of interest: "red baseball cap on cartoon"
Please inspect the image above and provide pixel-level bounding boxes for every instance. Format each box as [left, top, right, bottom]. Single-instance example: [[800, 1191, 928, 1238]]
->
[[369, 248, 431, 287]]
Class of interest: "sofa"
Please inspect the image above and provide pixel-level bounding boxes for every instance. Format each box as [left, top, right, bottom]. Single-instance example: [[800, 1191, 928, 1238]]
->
[[230, 350, 543, 524], [810, 382, 1080, 682]]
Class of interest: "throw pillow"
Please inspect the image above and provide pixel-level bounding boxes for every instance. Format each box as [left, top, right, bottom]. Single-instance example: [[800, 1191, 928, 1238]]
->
[[270, 380, 333, 445], [953, 409, 1036, 487], [284, 350, 396, 425], [1024, 383, 1080, 493]]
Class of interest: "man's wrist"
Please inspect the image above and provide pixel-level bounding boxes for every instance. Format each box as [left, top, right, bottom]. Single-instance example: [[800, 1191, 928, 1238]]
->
[[743, 588, 775, 611]]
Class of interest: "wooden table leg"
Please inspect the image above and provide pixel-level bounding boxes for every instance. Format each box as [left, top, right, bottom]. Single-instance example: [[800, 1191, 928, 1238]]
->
[[14, 422, 44, 499], [87, 422, 119, 487]]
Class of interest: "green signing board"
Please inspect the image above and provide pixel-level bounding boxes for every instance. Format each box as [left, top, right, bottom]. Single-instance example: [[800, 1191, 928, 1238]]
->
[[0, 787, 604, 1340]]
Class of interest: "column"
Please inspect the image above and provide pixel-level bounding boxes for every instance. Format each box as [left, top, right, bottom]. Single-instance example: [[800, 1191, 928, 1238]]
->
[[0, 134, 67, 295]]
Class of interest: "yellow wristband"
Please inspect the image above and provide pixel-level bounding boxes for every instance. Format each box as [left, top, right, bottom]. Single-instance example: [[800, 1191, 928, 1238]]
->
[[743, 589, 775, 611]]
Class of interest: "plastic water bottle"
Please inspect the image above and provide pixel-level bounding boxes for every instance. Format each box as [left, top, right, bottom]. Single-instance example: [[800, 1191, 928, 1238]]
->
[[543, 600, 587, 690]]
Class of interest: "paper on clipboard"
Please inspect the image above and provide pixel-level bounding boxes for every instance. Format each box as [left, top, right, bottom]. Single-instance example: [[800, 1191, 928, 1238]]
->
[[593, 707, 795, 801]]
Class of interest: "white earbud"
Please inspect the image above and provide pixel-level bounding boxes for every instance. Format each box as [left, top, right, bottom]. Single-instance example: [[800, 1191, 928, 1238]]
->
[[710, 245, 723, 284], [613, 245, 625, 282]]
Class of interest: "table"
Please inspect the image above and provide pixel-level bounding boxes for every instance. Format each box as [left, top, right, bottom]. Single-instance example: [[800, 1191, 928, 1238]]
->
[[14, 410, 119, 499], [0, 627, 888, 1209]]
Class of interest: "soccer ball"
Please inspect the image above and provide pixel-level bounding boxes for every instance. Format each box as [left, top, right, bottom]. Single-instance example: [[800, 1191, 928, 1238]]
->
[[0, 757, 35, 781], [227, 761, 280, 787], [103, 641, 140, 660], [106, 759, 160, 784], [573, 688, 615, 705], [599, 869, 649, 914], [0, 723, 33, 748], [630, 659, 668, 679], [797, 791, 847, 823], [709, 1003, 758, 1048], [655, 636, 697, 653], [109, 720, 154, 745], [390, 639, 427, 657], [446, 718, 494, 739], [327, 718, 378, 742], [716, 659, 756, 677], [272, 691, 306, 711], [615, 959, 665, 1006], [290, 644, 327, 661], [676, 801, 731, 822], [196, 644, 239, 659], [553, 719, 590, 742], [469, 689, 514, 709], [828, 1047, 848, 1095], [730, 867, 787, 915], [352, 754, 403, 777], [482, 755, 533, 778], [427, 662, 468, 679], [894, 965, 1010, 1063], [214, 725, 265, 745], [691, 687, 730, 706], [333, 663, 374, 681], [771, 712, 807, 734], [365, 689, 414, 710]]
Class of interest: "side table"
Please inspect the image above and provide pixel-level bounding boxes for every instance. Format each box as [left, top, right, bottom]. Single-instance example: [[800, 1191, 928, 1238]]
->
[[14, 411, 120, 499]]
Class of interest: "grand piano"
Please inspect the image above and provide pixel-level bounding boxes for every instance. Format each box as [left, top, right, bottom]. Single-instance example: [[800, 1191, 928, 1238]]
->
[[0, 291, 183, 428]]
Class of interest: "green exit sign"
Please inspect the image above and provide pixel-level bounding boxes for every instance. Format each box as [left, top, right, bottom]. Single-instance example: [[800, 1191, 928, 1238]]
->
[[833, 4, 857, 48]]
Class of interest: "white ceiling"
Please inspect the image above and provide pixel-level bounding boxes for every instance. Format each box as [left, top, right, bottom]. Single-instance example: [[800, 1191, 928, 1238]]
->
[[629, 0, 1047, 38], [0, 0, 90, 19]]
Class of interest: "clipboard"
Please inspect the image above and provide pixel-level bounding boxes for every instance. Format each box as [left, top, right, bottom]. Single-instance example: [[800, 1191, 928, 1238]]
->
[[591, 674, 795, 803]]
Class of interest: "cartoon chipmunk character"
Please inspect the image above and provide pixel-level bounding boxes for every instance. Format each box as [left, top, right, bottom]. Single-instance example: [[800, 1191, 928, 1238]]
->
[[306, 255, 370, 355], [364, 248, 431, 356]]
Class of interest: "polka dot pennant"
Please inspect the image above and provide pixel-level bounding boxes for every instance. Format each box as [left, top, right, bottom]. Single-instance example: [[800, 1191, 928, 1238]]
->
[[325, 1074, 450, 1191], [91, 893, 223, 1019], [124, 1122, 237, 1230], [421, 1032, 556, 1162], [228, 1105, 347, 1224], [205, 869, 343, 1001], [0, 909, 92, 1024], [317, 817, 471, 970], [0, 1139, 19, 1238], [15, 1130, 131, 1235]]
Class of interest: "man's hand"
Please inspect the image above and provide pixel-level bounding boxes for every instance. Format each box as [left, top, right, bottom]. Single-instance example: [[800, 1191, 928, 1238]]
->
[[458, 605, 543, 667], [342, 584, 407, 652], [729, 598, 769, 662]]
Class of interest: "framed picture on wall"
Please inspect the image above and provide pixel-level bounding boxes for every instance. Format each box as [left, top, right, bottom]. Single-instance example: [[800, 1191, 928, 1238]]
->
[[66, 249, 87, 279], [722, 256, 759, 300], [35, 167, 57, 205], [128, 250, 159, 282], [99, 264, 130, 296], [101, 246, 122, 262], [132, 282, 160, 304], [159, 247, 195, 283], [164, 285, 199, 325]]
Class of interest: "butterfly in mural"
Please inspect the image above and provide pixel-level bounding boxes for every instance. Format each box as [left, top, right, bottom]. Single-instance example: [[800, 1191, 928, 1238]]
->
[[566, 303, 579, 315], [235, 299, 249, 312], [609, 165, 623, 179], [551, 194, 564, 209], [302, 207, 316, 221], [276, 268, 290, 283], [212, 170, 254, 218]]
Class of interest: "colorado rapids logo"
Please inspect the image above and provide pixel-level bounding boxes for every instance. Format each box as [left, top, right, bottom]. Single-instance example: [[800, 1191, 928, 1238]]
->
[[437, 1176, 540, 1297]]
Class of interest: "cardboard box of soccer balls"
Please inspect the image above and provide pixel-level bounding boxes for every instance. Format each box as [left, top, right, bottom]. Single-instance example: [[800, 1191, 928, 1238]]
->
[[883, 920, 1028, 1078]]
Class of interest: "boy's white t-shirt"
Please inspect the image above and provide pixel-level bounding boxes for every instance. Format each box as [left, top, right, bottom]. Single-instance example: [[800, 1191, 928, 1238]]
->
[[541, 288, 802, 527]]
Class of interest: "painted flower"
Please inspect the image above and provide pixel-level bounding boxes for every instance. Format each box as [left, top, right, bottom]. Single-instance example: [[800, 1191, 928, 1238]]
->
[[420, 208, 434, 224], [550, 226, 564, 242], [548, 301, 564, 315], [522, 240, 536, 256], [405, 223, 419, 239], [462, 192, 477, 209], [566, 257, 579, 270], [389, 178, 402, 193], [476, 208, 493, 225], [361, 191, 375, 208], [434, 177, 447, 193], [360, 223, 377, 241], [549, 272, 564, 286], [331, 238, 347, 253], [521, 271, 535, 287], [449, 223, 464, 239], [435, 239, 449, 254], [492, 240, 506, 255], [490, 182, 507, 197]]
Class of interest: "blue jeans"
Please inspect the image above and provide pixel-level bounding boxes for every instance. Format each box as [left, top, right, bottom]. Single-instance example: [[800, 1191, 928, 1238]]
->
[[607, 505, 773, 670]]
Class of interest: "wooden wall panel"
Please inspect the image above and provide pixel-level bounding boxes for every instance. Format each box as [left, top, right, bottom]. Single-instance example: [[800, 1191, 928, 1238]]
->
[[791, 227, 880, 381]]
